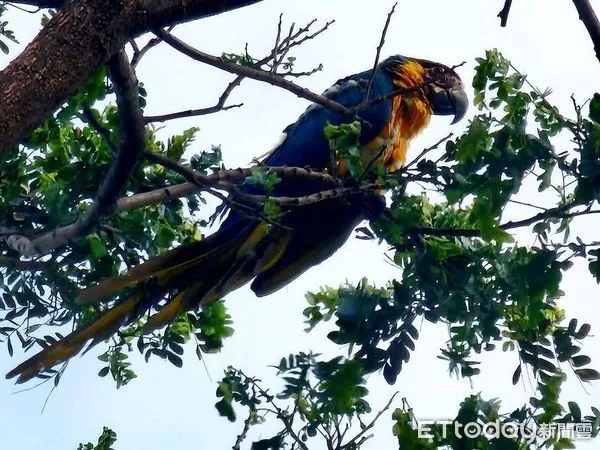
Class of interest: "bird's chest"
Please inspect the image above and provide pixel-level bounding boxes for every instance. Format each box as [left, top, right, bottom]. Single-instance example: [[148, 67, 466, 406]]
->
[[361, 96, 431, 172]]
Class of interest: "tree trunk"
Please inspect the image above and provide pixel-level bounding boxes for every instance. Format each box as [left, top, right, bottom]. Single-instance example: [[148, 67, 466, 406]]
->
[[0, 0, 262, 157]]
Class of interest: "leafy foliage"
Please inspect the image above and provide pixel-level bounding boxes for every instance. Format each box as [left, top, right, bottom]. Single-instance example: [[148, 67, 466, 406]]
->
[[0, 18, 598, 447], [214, 352, 378, 449], [0, 4, 18, 55], [77, 427, 117, 450], [0, 63, 233, 383]]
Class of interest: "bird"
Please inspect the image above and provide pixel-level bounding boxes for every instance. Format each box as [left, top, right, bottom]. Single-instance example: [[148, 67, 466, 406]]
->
[[6, 55, 468, 383]]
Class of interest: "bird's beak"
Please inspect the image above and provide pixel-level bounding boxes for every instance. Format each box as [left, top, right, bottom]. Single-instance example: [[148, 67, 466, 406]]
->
[[428, 86, 469, 124]]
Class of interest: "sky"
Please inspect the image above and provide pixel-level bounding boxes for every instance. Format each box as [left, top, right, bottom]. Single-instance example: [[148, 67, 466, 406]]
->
[[1, 0, 600, 449]]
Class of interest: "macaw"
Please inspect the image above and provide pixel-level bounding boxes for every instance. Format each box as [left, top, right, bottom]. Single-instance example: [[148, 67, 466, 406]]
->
[[7, 55, 467, 383]]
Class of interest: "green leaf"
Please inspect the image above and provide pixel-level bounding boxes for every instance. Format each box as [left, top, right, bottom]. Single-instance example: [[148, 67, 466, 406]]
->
[[575, 368, 600, 381], [87, 234, 108, 259], [589, 93, 600, 123]]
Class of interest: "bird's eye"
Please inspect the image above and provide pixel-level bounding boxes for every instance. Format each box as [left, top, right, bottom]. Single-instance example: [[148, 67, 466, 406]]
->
[[430, 67, 445, 77]]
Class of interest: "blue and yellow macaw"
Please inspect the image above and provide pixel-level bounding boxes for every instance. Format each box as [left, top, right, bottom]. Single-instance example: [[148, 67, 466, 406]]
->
[[7, 55, 467, 382]]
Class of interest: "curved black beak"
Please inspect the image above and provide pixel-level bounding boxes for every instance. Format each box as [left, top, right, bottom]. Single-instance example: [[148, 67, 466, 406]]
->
[[428, 87, 469, 124]]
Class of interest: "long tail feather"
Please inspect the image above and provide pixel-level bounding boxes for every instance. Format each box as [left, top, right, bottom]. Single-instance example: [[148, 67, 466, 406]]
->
[[76, 230, 238, 305], [6, 220, 275, 382], [5, 296, 141, 383]]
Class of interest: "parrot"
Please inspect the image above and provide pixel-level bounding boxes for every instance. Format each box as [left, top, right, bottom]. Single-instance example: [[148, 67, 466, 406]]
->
[[6, 55, 468, 383]]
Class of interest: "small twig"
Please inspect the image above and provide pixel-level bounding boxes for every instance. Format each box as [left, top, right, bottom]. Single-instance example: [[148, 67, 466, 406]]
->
[[497, 0, 514, 27], [144, 103, 242, 123], [273, 22, 295, 73], [232, 411, 253, 450], [281, 65, 323, 78], [343, 392, 398, 447], [364, 3, 397, 101], [402, 132, 453, 171], [243, 371, 309, 450], [270, 14, 284, 71], [407, 204, 600, 239]]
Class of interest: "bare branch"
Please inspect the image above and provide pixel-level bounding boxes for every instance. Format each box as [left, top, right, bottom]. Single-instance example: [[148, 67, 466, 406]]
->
[[154, 28, 354, 116], [343, 393, 398, 447], [144, 102, 242, 123], [130, 25, 176, 67], [571, 0, 600, 63], [497, 0, 513, 27], [142, 151, 292, 229], [238, 184, 383, 208], [144, 65, 245, 124], [401, 132, 453, 171], [146, 18, 332, 123], [364, 3, 397, 101], [232, 412, 253, 450], [7, 50, 146, 257]]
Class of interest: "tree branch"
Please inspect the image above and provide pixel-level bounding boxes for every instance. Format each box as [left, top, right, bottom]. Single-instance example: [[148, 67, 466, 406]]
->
[[343, 393, 398, 447], [6, 0, 63, 7], [497, 0, 513, 27], [7, 50, 146, 257], [0, 0, 263, 157], [116, 166, 343, 212], [154, 28, 354, 116], [408, 203, 600, 239], [0, 255, 55, 271], [145, 18, 332, 123], [232, 412, 253, 450], [364, 3, 397, 101], [571, 0, 600, 63]]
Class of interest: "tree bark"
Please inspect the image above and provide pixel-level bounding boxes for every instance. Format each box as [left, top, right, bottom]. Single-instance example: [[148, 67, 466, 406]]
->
[[571, 0, 600, 64], [0, 0, 262, 157]]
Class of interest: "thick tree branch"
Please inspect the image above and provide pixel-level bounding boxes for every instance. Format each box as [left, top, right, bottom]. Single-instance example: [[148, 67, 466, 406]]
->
[[116, 166, 343, 212], [571, 0, 600, 63], [7, 50, 146, 257], [0, 255, 54, 271], [0, 0, 263, 156]]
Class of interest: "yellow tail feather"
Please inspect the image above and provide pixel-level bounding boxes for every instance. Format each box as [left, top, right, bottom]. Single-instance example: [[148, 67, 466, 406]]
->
[[6, 221, 292, 383], [5, 295, 141, 383]]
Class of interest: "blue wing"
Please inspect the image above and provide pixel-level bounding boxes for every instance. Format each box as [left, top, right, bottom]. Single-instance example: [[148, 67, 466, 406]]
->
[[219, 66, 396, 230], [263, 67, 396, 169]]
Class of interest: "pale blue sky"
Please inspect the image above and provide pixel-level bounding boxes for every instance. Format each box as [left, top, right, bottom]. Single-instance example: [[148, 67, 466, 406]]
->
[[1, 1, 600, 449]]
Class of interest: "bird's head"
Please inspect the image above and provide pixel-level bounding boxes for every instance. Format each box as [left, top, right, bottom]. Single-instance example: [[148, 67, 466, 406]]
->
[[381, 55, 468, 124]]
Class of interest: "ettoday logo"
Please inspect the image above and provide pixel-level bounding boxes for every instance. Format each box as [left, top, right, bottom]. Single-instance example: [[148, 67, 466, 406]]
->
[[416, 420, 594, 444]]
